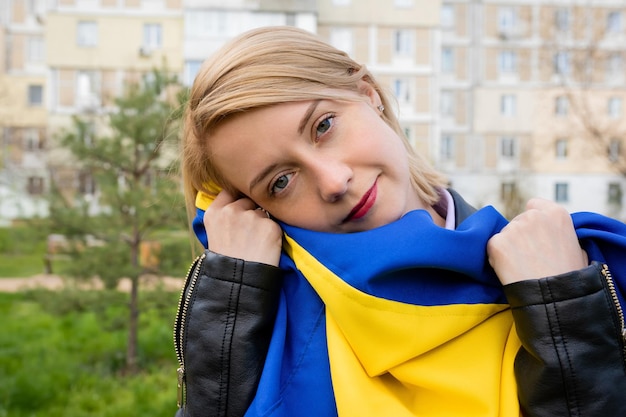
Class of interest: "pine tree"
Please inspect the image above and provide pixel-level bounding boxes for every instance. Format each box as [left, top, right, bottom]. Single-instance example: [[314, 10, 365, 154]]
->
[[48, 68, 188, 374]]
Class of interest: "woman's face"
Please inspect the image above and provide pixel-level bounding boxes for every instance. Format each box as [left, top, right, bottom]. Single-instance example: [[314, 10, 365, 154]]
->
[[208, 84, 433, 233]]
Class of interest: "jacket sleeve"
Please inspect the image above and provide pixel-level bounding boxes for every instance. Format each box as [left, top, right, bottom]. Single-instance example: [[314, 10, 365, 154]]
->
[[503, 262, 626, 417], [178, 250, 283, 417]]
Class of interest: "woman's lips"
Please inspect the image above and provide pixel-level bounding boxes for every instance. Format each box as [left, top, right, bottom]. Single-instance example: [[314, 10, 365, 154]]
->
[[344, 181, 377, 222]]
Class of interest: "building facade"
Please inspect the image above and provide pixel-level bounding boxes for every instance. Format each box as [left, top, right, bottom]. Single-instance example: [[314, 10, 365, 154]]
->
[[1, 0, 625, 224], [440, 0, 626, 220]]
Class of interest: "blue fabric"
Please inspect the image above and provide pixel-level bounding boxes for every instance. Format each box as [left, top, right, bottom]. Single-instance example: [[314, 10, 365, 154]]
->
[[192, 205, 626, 417]]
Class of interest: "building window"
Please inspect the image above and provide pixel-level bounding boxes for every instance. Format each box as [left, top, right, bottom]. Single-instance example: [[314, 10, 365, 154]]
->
[[498, 50, 517, 74], [27, 36, 44, 62], [143, 23, 162, 50], [500, 94, 516, 116], [27, 176, 45, 195], [608, 97, 623, 118], [609, 138, 622, 162], [393, 29, 413, 57], [608, 53, 623, 77], [330, 27, 353, 56], [28, 85, 43, 106], [554, 51, 571, 75], [555, 8, 571, 32], [440, 91, 455, 117], [607, 11, 622, 34], [394, 0, 413, 7], [608, 182, 623, 205], [498, 7, 517, 34], [555, 95, 569, 116], [501, 181, 517, 202], [500, 136, 517, 158], [24, 128, 43, 151], [555, 138, 568, 159], [78, 172, 96, 195], [392, 78, 411, 104], [441, 4, 455, 28], [403, 126, 412, 141], [184, 60, 202, 86], [76, 71, 100, 109], [77, 21, 98, 47], [555, 182, 569, 202], [441, 135, 455, 161], [441, 47, 454, 72]]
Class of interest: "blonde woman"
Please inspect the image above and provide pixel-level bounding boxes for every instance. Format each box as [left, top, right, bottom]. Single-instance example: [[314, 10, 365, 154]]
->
[[174, 26, 626, 417]]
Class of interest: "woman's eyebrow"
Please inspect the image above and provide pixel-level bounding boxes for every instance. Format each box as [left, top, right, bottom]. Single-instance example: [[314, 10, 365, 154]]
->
[[249, 163, 279, 194], [298, 100, 321, 135]]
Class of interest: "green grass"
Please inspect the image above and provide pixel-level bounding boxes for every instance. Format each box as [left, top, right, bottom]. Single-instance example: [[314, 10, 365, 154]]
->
[[0, 289, 181, 417]]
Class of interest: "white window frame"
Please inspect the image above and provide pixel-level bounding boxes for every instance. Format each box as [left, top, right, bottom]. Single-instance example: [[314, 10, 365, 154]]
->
[[555, 138, 568, 159], [608, 182, 622, 205], [392, 78, 411, 105], [184, 60, 203, 86], [394, 0, 414, 8], [28, 84, 43, 106], [441, 47, 454, 72], [27, 36, 44, 63], [555, 8, 571, 32], [143, 23, 162, 50], [608, 53, 623, 77], [498, 50, 517, 74], [440, 91, 455, 117], [24, 128, 41, 151], [555, 182, 569, 202], [498, 7, 517, 33], [500, 136, 517, 159], [607, 10, 623, 34], [554, 51, 571, 75], [76, 70, 100, 109], [609, 138, 622, 162], [330, 27, 353, 56], [608, 97, 623, 118], [393, 29, 413, 58], [441, 4, 455, 28], [500, 94, 516, 116], [555, 95, 569, 116], [77, 21, 98, 47], [441, 135, 455, 161]]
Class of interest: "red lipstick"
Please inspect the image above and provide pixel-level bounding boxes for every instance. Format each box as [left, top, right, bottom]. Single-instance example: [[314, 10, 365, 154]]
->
[[344, 181, 377, 222]]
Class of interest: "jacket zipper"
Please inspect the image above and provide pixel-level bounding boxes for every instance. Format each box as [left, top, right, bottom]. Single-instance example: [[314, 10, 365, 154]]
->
[[173, 253, 205, 408], [601, 263, 626, 359]]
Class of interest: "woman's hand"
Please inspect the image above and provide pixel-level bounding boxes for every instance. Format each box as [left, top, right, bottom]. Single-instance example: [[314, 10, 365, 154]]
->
[[203, 189, 283, 266], [487, 198, 588, 285]]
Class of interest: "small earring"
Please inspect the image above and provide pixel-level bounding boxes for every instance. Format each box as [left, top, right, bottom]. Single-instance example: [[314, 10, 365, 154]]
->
[[377, 105, 385, 113]]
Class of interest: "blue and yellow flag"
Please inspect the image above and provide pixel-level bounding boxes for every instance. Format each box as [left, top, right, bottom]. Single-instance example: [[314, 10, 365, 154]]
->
[[193, 192, 626, 417]]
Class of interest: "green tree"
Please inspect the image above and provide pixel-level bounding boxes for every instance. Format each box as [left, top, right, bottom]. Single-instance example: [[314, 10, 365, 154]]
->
[[47, 68, 188, 374]]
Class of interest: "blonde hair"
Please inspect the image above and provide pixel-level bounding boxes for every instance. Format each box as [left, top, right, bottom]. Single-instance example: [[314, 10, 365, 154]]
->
[[182, 26, 447, 218]]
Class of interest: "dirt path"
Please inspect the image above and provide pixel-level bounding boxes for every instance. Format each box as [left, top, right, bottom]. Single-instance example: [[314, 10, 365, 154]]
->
[[0, 274, 184, 292]]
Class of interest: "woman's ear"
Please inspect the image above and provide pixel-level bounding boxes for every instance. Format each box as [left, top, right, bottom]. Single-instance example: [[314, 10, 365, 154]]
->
[[356, 79, 382, 109]]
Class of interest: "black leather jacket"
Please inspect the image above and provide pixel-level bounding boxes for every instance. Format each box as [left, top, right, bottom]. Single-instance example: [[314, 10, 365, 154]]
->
[[174, 190, 626, 417]]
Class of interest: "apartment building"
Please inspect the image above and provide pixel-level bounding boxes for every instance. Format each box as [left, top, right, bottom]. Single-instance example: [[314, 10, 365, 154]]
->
[[440, 0, 626, 220], [0, 0, 48, 224], [317, 0, 441, 160], [44, 0, 183, 210], [2, 0, 625, 223], [182, 0, 317, 87]]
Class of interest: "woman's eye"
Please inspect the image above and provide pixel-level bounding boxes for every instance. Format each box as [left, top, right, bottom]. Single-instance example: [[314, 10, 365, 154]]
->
[[271, 173, 293, 195], [315, 115, 334, 138]]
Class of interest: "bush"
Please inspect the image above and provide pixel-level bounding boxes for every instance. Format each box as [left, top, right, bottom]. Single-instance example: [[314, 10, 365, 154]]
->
[[0, 290, 180, 417]]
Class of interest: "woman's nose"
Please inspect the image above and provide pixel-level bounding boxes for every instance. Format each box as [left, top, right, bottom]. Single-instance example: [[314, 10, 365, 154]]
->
[[313, 158, 352, 202]]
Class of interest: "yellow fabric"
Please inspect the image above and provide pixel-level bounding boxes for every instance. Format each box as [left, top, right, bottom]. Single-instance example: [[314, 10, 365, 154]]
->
[[284, 235, 523, 417], [195, 191, 215, 211]]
